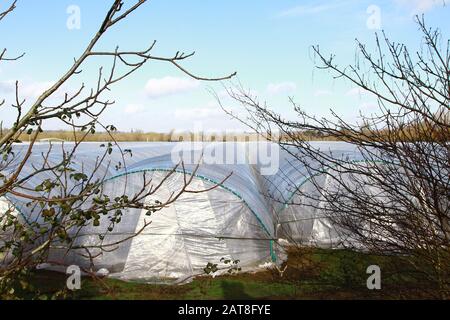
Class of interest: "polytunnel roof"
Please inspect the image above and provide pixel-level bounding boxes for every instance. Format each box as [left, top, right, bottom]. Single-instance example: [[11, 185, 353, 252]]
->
[[2, 140, 393, 275], [4, 141, 380, 237], [4, 142, 277, 237], [260, 141, 372, 215]]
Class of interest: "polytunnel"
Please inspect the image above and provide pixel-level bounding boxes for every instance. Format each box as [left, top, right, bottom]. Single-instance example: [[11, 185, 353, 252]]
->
[[2, 142, 281, 283], [262, 142, 369, 246]]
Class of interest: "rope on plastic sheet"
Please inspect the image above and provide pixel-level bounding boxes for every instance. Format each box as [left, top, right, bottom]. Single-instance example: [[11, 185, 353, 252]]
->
[[279, 159, 390, 216], [104, 167, 278, 262], [2, 195, 32, 226]]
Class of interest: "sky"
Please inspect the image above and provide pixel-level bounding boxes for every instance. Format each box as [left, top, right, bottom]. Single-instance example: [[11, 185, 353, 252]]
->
[[0, 0, 449, 133]]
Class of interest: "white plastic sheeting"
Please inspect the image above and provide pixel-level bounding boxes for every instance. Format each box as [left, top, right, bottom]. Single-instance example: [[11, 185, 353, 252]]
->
[[0, 196, 20, 263], [3, 142, 280, 282], [262, 142, 370, 246], [2, 141, 378, 281]]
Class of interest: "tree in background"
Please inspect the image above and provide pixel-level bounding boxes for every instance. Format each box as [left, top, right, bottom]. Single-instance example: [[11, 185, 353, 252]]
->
[[0, 0, 234, 299], [223, 16, 449, 298]]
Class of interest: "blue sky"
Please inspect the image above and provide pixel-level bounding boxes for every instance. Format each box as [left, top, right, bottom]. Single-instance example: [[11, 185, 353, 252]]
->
[[0, 0, 449, 132]]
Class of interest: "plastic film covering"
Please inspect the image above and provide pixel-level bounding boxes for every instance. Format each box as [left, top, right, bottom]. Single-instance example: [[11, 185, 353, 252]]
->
[[3, 142, 280, 282], [261, 142, 370, 245]]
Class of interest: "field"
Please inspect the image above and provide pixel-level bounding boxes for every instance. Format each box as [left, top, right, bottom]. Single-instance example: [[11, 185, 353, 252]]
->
[[19, 248, 435, 300], [1, 129, 340, 143]]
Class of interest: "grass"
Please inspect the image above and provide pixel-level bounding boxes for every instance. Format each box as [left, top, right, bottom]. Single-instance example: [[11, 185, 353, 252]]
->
[[18, 248, 438, 300]]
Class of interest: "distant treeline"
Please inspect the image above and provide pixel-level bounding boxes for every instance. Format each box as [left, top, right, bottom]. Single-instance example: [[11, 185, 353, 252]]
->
[[2, 129, 268, 143], [0, 128, 335, 143], [1, 123, 447, 143]]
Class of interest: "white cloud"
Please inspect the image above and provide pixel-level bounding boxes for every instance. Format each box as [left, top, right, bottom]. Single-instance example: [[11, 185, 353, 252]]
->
[[0, 79, 67, 101], [144, 76, 199, 99], [223, 88, 260, 99], [124, 104, 145, 114], [174, 107, 223, 120], [277, 1, 351, 18], [395, 0, 445, 14], [346, 87, 371, 97], [267, 82, 297, 95], [0, 80, 15, 93], [359, 101, 379, 111], [173, 99, 229, 121], [0, 79, 58, 100], [314, 89, 333, 97], [277, 0, 444, 19], [22, 81, 54, 98]]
